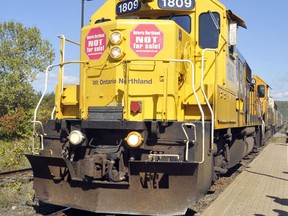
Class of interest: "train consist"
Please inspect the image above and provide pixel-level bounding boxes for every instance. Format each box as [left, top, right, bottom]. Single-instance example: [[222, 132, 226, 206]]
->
[[253, 75, 284, 139], [27, 0, 283, 215]]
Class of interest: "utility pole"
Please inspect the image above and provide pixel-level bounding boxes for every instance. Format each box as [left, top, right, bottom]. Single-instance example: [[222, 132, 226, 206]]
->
[[81, 0, 94, 28]]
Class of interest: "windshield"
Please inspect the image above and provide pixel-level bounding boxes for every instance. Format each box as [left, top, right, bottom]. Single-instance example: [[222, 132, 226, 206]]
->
[[158, 15, 191, 33]]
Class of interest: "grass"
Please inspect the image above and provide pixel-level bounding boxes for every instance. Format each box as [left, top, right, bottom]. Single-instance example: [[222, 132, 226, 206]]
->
[[0, 181, 34, 209], [0, 139, 31, 172], [0, 139, 34, 210]]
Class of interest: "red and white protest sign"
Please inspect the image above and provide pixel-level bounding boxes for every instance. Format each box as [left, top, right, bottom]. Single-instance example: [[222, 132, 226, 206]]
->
[[130, 24, 163, 58], [85, 27, 106, 60]]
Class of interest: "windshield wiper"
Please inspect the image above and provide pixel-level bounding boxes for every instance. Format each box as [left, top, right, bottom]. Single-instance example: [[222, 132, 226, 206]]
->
[[208, 10, 220, 31]]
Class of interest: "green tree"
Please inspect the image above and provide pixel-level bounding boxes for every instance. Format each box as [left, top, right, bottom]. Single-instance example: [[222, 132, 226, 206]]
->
[[37, 92, 56, 123], [0, 21, 55, 139]]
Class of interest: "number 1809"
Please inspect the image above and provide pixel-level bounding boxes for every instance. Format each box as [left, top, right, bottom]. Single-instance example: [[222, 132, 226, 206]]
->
[[159, 0, 194, 9], [117, 0, 139, 14]]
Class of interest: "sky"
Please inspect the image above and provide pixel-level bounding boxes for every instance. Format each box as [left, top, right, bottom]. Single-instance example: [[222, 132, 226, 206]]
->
[[0, 0, 288, 101]]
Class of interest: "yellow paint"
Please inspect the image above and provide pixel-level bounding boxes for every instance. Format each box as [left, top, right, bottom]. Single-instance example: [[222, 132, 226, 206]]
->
[[54, 0, 262, 130]]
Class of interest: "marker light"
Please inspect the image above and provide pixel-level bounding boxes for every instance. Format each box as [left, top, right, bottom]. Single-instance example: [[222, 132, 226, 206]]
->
[[125, 132, 143, 148], [110, 31, 122, 44], [130, 101, 142, 114], [110, 46, 124, 60], [68, 130, 85, 145]]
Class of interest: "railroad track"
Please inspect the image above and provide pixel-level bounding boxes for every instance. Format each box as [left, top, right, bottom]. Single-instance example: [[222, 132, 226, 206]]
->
[[0, 167, 33, 182]]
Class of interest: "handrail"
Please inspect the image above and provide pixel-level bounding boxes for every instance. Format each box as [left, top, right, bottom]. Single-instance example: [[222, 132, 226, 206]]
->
[[32, 60, 88, 153], [201, 49, 218, 152], [33, 56, 208, 161], [126, 58, 205, 164], [33, 63, 61, 128], [32, 63, 58, 154], [51, 35, 82, 120], [58, 34, 80, 46], [181, 123, 197, 161], [57, 35, 80, 99], [170, 59, 205, 164], [58, 35, 66, 94], [33, 61, 88, 127], [31, 121, 45, 154]]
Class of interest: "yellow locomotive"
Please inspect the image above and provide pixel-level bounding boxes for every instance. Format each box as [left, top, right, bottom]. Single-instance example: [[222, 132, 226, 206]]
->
[[253, 75, 284, 140], [27, 0, 273, 214]]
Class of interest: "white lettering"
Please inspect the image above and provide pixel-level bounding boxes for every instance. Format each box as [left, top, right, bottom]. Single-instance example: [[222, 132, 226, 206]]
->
[[88, 39, 103, 47]]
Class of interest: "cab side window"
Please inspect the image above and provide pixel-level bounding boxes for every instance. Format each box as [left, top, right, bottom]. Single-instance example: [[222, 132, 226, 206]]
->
[[199, 12, 220, 48], [257, 85, 265, 98]]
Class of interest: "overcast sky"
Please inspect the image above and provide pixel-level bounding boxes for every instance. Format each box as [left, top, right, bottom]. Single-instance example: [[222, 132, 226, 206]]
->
[[1, 0, 287, 101]]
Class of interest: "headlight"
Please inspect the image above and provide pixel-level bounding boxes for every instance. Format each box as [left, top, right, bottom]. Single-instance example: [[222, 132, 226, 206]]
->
[[125, 131, 143, 148], [110, 46, 125, 60], [68, 130, 85, 145], [110, 31, 122, 45]]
